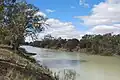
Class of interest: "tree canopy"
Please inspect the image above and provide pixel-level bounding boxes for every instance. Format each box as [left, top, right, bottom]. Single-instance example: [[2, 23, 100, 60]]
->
[[0, 0, 47, 50], [32, 33, 120, 56]]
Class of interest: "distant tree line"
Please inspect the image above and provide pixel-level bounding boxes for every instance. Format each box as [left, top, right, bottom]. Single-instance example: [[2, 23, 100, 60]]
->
[[31, 33, 120, 56]]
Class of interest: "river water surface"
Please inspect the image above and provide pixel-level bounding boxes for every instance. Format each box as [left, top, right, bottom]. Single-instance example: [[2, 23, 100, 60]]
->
[[21, 46, 120, 80]]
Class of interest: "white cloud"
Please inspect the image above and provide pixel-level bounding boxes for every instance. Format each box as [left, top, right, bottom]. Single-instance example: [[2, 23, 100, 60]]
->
[[37, 18, 82, 40], [34, 11, 46, 17], [25, 16, 82, 42], [26, 0, 120, 42], [79, 0, 89, 8], [77, 0, 120, 26], [107, 0, 120, 4], [46, 9, 55, 13], [88, 25, 120, 34], [75, 0, 120, 34]]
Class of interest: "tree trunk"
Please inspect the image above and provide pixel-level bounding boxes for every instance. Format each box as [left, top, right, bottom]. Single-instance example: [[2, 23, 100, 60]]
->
[[12, 41, 20, 51]]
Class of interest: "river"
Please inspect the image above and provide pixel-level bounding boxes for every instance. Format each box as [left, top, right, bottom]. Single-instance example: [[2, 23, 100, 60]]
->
[[21, 46, 120, 80]]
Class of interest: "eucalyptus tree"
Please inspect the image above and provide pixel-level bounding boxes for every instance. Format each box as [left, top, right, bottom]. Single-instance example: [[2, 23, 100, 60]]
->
[[0, 0, 48, 50], [65, 38, 79, 51]]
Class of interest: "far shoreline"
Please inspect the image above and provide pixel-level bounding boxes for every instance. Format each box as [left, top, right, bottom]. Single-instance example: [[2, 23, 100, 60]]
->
[[23, 45, 119, 57]]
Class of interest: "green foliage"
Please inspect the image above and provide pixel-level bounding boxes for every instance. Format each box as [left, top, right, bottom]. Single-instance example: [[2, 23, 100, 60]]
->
[[32, 33, 120, 56], [80, 33, 120, 56], [32, 35, 79, 51], [0, 0, 47, 50], [0, 0, 4, 11], [64, 39, 79, 51]]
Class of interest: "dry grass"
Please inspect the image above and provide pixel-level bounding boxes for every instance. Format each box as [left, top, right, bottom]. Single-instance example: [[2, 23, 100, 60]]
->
[[0, 46, 56, 80]]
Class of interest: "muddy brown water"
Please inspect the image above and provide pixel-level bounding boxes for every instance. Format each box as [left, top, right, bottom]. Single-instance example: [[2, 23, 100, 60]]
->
[[21, 46, 120, 80]]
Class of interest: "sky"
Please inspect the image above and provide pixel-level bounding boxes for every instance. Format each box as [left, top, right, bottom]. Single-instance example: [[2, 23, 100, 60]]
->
[[26, 0, 120, 41]]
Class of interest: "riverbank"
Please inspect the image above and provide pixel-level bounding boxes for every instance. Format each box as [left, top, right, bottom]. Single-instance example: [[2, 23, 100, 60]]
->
[[21, 45, 120, 80], [0, 45, 57, 80], [31, 45, 115, 56], [30, 33, 120, 56]]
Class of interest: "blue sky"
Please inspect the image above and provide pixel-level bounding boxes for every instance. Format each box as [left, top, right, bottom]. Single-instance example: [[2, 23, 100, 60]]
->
[[25, 0, 120, 41], [26, 0, 104, 31]]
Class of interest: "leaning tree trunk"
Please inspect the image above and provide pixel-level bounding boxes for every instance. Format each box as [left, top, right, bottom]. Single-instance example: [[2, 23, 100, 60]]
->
[[11, 35, 20, 51], [12, 40, 20, 51], [12, 35, 25, 51]]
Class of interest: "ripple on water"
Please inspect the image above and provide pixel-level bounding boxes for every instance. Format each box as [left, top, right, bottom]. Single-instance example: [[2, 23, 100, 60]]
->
[[37, 59, 87, 68]]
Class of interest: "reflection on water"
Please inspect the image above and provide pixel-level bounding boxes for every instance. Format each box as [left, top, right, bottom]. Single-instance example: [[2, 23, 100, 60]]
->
[[21, 46, 120, 80], [39, 59, 86, 68]]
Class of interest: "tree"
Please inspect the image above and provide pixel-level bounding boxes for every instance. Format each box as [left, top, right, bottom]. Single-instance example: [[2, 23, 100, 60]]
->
[[65, 38, 79, 51], [0, 0, 4, 11], [79, 34, 94, 49], [0, 0, 47, 50]]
